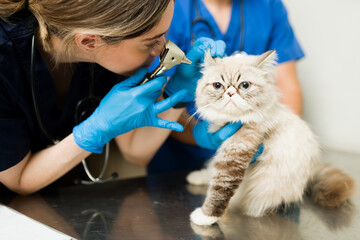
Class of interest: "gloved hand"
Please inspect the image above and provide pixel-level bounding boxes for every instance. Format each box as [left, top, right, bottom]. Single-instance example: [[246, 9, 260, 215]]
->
[[164, 37, 226, 103], [193, 120, 263, 163], [193, 120, 243, 150], [73, 68, 187, 154]]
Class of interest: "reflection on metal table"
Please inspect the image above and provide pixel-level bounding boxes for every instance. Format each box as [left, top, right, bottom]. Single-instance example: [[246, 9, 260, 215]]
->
[[0, 150, 359, 240]]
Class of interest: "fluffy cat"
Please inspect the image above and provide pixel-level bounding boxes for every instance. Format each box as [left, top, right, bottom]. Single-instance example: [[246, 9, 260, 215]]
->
[[188, 50, 355, 226]]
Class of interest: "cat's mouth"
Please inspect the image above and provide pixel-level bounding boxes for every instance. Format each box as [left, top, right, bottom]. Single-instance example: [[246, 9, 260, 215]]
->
[[225, 99, 238, 107]]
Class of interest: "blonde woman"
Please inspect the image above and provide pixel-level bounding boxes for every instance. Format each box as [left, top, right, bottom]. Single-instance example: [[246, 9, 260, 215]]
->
[[0, 0, 226, 194]]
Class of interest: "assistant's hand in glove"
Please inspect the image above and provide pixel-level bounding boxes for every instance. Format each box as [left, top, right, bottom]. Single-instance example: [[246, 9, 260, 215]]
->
[[73, 68, 187, 153], [164, 37, 226, 103], [193, 120, 263, 163], [193, 120, 243, 150]]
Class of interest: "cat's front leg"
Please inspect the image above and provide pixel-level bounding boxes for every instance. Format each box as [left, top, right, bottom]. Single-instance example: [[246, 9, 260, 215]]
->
[[190, 125, 263, 226], [190, 152, 249, 226]]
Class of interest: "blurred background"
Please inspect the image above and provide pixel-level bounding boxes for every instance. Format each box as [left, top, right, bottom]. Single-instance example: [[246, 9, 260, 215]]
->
[[283, 0, 360, 154]]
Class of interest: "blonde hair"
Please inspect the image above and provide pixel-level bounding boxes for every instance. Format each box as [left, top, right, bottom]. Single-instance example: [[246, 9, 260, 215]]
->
[[1, 0, 171, 62]]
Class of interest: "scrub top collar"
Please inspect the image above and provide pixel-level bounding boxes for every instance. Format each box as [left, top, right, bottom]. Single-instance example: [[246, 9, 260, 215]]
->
[[191, 0, 242, 55]]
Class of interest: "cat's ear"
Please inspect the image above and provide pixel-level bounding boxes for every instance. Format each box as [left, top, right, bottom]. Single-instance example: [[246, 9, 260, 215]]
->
[[203, 49, 216, 67], [254, 50, 278, 71]]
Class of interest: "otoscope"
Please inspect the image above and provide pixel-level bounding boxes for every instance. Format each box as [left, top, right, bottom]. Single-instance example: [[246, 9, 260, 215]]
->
[[141, 40, 192, 84]]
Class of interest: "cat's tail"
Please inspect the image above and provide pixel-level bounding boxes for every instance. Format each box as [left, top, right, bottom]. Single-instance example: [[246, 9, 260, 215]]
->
[[307, 163, 355, 208]]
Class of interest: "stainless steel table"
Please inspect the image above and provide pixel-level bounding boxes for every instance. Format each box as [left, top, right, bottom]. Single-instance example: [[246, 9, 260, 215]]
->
[[1, 150, 359, 240]]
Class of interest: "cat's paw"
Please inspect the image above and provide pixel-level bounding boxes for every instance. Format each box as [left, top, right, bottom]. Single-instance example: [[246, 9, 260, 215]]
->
[[186, 169, 209, 185], [190, 208, 219, 226]]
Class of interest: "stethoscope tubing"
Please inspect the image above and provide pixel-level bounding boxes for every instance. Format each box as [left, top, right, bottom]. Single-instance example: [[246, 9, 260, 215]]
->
[[31, 34, 59, 144], [30, 32, 115, 185]]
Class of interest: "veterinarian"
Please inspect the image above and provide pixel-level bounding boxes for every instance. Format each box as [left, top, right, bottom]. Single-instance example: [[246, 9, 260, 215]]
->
[[0, 0, 228, 194], [147, 0, 305, 174]]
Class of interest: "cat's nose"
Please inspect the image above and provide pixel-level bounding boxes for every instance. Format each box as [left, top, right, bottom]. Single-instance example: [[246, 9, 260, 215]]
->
[[226, 86, 237, 97], [227, 91, 235, 97]]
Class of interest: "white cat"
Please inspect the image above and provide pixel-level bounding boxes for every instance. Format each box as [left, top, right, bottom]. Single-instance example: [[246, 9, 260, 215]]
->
[[188, 50, 355, 226]]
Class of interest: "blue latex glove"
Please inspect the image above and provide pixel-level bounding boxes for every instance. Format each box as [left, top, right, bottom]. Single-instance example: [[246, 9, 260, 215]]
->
[[193, 120, 243, 150], [164, 37, 226, 103], [193, 120, 263, 163], [73, 68, 187, 154]]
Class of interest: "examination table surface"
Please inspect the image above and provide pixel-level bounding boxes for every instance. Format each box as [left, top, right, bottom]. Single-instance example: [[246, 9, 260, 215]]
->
[[0, 150, 359, 240]]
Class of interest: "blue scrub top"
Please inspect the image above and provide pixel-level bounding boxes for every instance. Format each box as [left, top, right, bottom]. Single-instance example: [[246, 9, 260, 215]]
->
[[148, 0, 305, 174], [0, 11, 125, 171]]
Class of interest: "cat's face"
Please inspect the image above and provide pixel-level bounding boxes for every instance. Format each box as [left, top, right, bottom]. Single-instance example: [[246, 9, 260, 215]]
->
[[195, 51, 279, 124]]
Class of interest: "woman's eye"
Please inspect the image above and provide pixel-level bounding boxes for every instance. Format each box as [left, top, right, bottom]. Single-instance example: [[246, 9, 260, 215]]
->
[[147, 40, 161, 49], [239, 81, 251, 90], [212, 82, 224, 90]]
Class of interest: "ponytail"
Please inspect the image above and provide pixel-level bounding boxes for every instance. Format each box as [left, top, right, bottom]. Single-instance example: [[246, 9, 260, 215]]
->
[[1, 0, 53, 52], [0, 0, 27, 20]]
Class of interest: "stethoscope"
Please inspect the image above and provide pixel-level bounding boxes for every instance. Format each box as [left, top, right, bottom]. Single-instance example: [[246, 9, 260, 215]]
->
[[191, 0, 245, 53], [30, 32, 118, 185]]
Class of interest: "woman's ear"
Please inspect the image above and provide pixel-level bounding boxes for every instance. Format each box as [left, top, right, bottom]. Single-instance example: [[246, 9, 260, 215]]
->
[[75, 34, 102, 52]]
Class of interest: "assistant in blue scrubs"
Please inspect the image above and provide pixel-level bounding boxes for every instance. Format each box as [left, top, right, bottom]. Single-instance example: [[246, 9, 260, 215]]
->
[[147, 0, 304, 174], [0, 10, 125, 172]]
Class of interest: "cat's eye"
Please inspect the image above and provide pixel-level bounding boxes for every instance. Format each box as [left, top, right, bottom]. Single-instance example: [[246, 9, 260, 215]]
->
[[212, 82, 224, 90], [239, 81, 251, 90]]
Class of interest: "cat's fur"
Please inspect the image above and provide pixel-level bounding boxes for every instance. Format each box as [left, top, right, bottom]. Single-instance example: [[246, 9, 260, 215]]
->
[[188, 50, 355, 226]]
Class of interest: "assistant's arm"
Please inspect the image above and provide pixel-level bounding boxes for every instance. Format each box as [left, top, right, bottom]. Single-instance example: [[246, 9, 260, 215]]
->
[[275, 61, 303, 116], [0, 134, 90, 195]]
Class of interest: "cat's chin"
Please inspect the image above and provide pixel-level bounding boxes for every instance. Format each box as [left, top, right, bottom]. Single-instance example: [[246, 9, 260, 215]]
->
[[201, 111, 239, 125], [198, 107, 260, 125]]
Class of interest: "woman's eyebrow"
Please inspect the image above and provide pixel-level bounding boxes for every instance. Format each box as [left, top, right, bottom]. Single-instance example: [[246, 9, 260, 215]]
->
[[144, 31, 167, 41]]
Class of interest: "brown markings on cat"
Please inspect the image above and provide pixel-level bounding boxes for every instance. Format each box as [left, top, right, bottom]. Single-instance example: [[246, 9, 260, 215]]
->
[[308, 163, 355, 208], [201, 125, 264, 217]]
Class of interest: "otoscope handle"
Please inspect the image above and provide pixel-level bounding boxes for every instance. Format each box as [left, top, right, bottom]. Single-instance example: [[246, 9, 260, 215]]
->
[[141, 73, 152, 84], [141, 64, 166, 84]]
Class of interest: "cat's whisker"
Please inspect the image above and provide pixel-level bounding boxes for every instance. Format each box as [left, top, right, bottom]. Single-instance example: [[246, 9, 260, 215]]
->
[[231, 99, 266, 119], [184, 114, 196, 128], [185, 103, 214, 127]]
